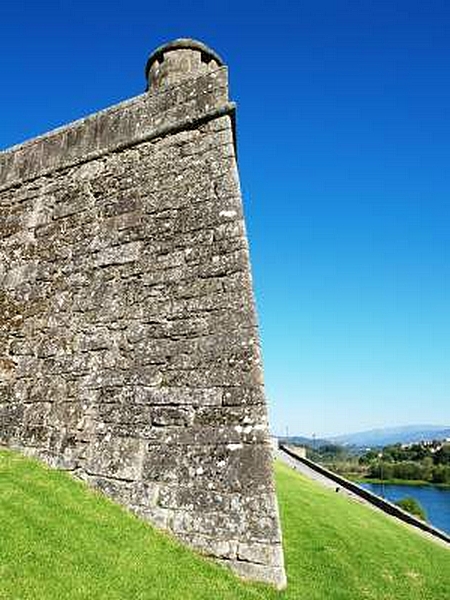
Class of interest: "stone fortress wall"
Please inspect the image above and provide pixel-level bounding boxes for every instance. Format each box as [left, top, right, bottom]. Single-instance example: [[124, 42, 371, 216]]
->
[[0, 39, 286, 588]]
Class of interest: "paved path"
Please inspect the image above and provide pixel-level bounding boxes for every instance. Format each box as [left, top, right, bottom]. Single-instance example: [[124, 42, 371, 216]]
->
[[276, 448, 367, 504]]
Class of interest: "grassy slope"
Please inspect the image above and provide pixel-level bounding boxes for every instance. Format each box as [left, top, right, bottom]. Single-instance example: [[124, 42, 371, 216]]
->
[[0, 450, 448, 600]]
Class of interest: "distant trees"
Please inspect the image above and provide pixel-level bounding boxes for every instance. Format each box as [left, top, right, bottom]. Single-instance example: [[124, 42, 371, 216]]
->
[[360, 442, 450, 485], [395, 497, 427, 521], [299, 439, 450, 485], [432, 465, 450, 484], [434, 445, 450, 465], [306, 444, 366, 477]]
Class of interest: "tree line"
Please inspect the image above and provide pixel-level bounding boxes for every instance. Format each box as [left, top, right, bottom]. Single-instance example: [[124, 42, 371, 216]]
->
[[359, 442, 450, 484], [303, 440, 450, 484]]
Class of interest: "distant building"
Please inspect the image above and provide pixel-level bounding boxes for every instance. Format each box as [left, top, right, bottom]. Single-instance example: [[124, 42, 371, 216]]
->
[[294, 446, 307, 459]]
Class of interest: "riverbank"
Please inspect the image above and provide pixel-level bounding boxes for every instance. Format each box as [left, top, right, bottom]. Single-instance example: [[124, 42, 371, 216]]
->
[[349, 476, 450, 489], [358, 480, 450, 535]]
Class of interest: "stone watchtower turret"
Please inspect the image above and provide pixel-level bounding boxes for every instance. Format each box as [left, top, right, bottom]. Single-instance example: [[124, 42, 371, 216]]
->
[[145, 38, 224, 89], [0, 39, 286, 588]]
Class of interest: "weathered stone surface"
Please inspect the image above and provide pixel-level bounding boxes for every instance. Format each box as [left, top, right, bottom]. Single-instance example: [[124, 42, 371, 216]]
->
[[0, 39, 285, 588]]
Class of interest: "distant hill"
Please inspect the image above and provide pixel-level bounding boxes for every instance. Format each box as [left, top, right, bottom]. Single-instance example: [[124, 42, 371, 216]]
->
[[330, 425, 450, 448], [278, 435, 331, 448]]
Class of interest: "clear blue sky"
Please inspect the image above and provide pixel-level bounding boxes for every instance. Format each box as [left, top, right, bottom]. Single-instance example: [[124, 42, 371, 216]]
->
[[1, 1, 449, 437]]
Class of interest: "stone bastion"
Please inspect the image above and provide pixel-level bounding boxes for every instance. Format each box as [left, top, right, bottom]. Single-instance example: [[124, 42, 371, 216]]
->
[[0, 38, 286, 588]]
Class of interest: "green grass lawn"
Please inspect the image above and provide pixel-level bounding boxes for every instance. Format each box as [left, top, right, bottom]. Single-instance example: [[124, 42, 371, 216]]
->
[[0, 449, 448, 600]]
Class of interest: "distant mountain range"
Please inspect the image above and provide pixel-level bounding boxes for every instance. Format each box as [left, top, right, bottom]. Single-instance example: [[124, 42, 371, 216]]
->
[[278, 435, 330, 448], [329, 425, 450, 448]]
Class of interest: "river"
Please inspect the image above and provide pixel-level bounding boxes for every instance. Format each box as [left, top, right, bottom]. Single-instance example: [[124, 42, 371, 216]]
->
[[359, 482, 450, 535]]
